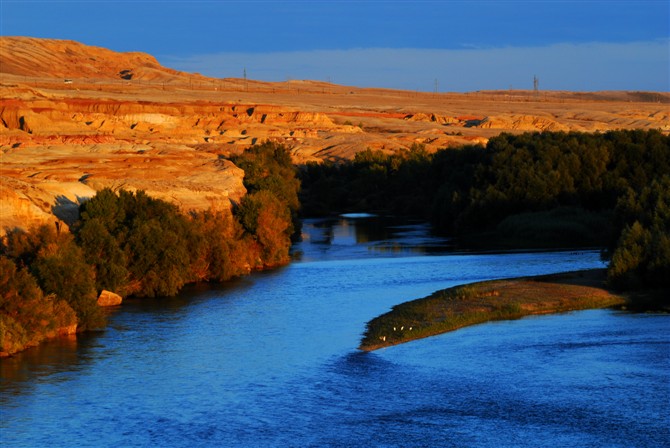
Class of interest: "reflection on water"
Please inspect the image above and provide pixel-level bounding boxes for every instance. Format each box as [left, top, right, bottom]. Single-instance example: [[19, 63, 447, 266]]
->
[[293, 215, 453, 261], [1, 216, 668, 448], [1, 333, 93, 399], [1, 335, 79, 383]]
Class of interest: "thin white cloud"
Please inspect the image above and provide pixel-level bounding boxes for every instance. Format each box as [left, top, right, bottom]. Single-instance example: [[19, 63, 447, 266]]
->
[[161, 40, 670, 92]]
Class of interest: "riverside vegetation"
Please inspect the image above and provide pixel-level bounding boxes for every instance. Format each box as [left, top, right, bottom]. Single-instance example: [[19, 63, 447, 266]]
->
[[359, 269, 627, 351], [0, 142, 299, 356], [301, 129, 670, 296], [301, 129, 670, 349], [2, 130, 668, 355]]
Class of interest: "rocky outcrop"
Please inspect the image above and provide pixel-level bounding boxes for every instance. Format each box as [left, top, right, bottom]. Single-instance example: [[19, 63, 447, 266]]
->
[[0, 139, 247, 235], [0, 98, 342, 148], [1, 37, 667, 232], [0, 90, 350, 236], [403, 112, 571, 132], [97, 290, 123, 307], [476, 114, 570, 132], [0, 177, 75, 233], [405, 112, 460, 125]]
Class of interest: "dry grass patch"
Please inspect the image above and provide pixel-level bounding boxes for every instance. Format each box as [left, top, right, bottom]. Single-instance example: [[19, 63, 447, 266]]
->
[[360, 269, 625, 351]]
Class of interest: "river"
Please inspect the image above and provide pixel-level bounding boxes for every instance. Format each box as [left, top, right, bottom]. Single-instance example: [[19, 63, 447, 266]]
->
[[1, 216, 668, 447]]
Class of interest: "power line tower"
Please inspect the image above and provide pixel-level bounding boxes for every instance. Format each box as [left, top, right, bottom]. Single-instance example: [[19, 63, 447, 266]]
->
[[533, 75, 539, 98]]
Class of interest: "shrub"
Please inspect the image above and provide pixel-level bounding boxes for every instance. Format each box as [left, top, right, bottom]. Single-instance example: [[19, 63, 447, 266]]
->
[[28, 227, 105, 330], [3, 226, 104, 330], [76, 217, 129, 294], [77, 189, 195, 297], [0, 253, 79, 355], [237, 190, 292, 266], [125, 218, 191, 297], [608, 176, 670, 291]]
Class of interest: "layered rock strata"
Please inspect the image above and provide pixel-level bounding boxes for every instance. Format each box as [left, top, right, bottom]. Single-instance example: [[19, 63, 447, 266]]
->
[[1, 36, 668, 234]]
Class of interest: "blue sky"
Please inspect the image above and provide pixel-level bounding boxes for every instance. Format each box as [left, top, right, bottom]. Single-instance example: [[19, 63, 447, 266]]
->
[[1, 1, 668, 91]]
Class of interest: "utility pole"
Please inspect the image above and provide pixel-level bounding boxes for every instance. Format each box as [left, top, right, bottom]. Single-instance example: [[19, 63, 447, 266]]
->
[[533, 75, 539, 99]]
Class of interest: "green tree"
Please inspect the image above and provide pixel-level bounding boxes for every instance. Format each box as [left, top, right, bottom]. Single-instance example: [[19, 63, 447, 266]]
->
[[237, 190, 292, 266], [608, 221, 649, 289], [76, 217, 129, 293], [30, 227, 105, 330], [77, 189, 195, 298], [125, 218, 191, 297], [3, 225, 104, 330], [232, 141, 301, 226], [608, 175, 670, 291], [188, 210, 254, 281]]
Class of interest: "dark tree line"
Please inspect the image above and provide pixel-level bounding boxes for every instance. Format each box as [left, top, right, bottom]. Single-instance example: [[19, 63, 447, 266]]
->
[[300, 143, 436, 217], [299, 129, 670, 294]]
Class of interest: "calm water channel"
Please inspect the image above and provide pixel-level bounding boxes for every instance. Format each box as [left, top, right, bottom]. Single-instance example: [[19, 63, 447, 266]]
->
[[1, 216, 668, 447]]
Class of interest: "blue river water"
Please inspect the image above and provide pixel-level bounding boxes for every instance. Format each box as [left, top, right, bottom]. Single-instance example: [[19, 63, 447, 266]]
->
[[1, 217, 668, 447]]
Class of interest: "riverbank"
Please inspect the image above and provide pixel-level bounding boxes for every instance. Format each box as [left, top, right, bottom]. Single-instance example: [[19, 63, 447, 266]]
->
[[359, 268, 628, 351]]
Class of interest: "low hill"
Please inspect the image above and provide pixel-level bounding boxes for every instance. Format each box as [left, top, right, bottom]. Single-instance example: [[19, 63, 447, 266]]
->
[[0, 36, 191, 83]]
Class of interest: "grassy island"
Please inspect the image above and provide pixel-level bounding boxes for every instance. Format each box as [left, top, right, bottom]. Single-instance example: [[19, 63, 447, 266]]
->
[[359, 269, 628, 351]]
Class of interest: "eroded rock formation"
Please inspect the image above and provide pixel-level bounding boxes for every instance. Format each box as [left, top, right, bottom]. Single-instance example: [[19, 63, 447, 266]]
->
[[1, 37, 668, 234]]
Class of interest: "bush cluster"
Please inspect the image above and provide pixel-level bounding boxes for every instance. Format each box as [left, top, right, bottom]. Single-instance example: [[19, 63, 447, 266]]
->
[[76, 188, 253, 297], [75, 141, 300, 297], [0, 226, 101, 355], [0, 142, 300, 354]]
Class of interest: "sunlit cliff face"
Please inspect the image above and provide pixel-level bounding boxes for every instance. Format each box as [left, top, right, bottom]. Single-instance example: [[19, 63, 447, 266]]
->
[[1, 37, 668, 235]]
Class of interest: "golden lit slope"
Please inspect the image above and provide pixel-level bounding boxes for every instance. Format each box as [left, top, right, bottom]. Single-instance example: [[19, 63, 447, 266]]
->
[[0, 36, 190, 82], [1, 37, 668, 236]]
